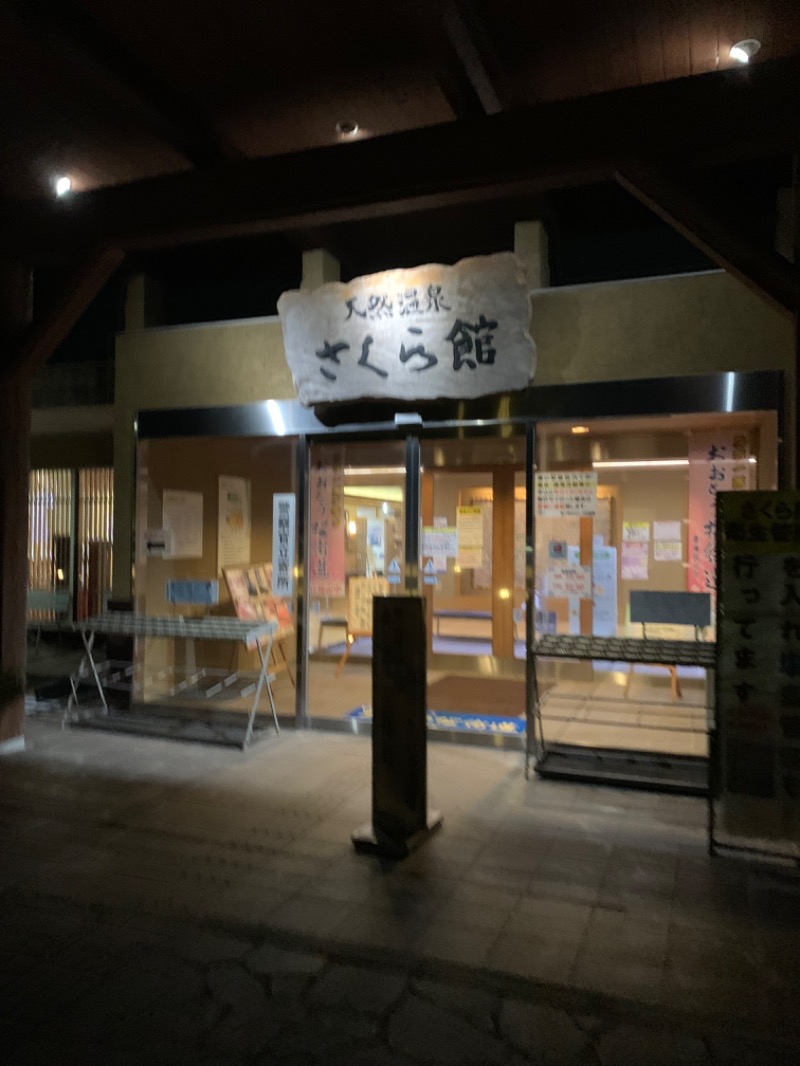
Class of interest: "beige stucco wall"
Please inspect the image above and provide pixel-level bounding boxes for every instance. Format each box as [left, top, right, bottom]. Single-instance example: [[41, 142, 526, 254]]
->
[[113, 271, 794, 597], [530, 270, 794, 386]]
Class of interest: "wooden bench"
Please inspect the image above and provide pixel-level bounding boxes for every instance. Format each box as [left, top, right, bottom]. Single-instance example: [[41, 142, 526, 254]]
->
[[625, 591, 712, 702], [27, 588, 72, 650]]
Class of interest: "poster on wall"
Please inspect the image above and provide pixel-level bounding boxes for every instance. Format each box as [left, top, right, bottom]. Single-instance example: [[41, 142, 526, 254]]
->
[[162, 490, 204, 559], [592, 546, 618, 637], [223, 563, 294, 636], [689, 431, 753, 598], [347, 576, 390, 635], [309, 456, 345, 598], [653, 520, 683, 562], [272, 493, 296, 598], [717, 490, 800, 842], [456, 506, 484, 568], [546, 565, 592, 598], [278, 253, 536, 405], [535, 472, 597, 517], [217, 476, 251, 570], [621, 520, 650, 580]]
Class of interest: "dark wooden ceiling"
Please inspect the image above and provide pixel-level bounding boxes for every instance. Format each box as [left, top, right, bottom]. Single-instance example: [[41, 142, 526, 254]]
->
[[2, 0, 799, 201], [0, 0, 798, 336]]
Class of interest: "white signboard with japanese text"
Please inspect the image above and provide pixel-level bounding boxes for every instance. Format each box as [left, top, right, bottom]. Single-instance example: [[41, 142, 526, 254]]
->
[[272, 493, 296, 598], [278, 253, 535, 405], [535, 472, 598, 517], [456, 506, 484, 568], [717, 490, 800, 842], [546, 565, 592, 598]]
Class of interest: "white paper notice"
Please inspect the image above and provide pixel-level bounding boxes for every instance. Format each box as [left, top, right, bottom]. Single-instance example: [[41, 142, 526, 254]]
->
[[653, 519, 682, 562], [218, 476, 251, 570], [163, 490, 204, 559], [456, 506, 483, 568]]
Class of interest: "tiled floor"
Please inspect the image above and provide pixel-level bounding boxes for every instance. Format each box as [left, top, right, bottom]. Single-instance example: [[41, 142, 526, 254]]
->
[[3, 714, 800, 1043]]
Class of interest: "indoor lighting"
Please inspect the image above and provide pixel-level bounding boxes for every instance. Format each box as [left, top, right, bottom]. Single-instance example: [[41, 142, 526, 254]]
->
[[730, 39, 760, 64], [335, 119, 360, 138], [571, 425, 590, 435], [593, 457, 757, 470], [343, 466, 406, 476], [266, 399, 286, 436], [347, 519, 358, 536], [498, 588, 511, 600], [54, 175, 72, 197]]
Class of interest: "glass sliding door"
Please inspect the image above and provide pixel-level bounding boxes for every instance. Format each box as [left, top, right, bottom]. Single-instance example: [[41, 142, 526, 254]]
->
[[306, 439, 407, 723]]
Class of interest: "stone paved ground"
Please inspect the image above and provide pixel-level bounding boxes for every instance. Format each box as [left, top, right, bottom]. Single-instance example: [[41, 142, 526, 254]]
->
[[3, 887, 799, 1066], [3, 715, 800, 1063]]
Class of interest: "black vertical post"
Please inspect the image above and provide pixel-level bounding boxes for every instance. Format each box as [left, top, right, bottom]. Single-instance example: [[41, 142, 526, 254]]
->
[[404, 434, 420, 594], [295, 435, 309, 728], [353, 594, 442, 857]]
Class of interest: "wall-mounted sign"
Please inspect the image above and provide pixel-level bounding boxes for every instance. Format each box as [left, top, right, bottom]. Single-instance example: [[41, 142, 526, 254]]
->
[[272, 493, 296, 598], [162, 490, 203, 559], [277, 253, 535, 405], [165, 580, 219, 606], [143, 528, 171, 557], [535, 472, 597, 517], [456, 506, 483, 568], [546, 565, 592, 598]]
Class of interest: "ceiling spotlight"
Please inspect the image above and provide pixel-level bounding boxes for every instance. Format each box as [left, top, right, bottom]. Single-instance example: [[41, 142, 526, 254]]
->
[[54, 175, 72, 197], [335, 119, 360, 138], [729, 39, 760, 64]]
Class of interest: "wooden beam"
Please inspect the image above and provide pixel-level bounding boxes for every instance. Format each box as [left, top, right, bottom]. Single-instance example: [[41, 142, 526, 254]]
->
[[441, 0, 512, 115], [6, 246, 125, 378], [0, 262, 33, 747], [616, 161, 800, 315], [0, 0, 240, 166], [5, 55, 800, 263]]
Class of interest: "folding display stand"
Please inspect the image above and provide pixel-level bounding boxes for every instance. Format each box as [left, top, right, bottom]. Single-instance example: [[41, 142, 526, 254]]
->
[[65, 613, 279, 749], [528, 633, 717, 782]]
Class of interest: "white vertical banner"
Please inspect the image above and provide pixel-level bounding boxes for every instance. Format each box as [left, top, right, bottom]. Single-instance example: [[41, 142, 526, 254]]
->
[[272, 493, 296, 598]]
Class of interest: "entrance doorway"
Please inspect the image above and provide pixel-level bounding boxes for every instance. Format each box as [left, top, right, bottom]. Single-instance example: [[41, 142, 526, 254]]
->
[[305, 432, 528, 742]]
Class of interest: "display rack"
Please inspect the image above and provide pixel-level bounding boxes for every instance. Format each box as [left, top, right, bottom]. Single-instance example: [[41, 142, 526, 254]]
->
[[66, 613, 279, 748], [528, 633, 716, 779]]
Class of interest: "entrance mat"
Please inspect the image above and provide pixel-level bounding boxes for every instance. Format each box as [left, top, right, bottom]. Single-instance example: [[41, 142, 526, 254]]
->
[[426, 675, 525, 717], [347, 705, 525, 736], [71, 707, 279, 748], [536, 743, 708, 796]]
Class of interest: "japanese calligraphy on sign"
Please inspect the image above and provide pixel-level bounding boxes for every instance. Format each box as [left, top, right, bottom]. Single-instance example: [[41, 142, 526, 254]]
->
[[688, 431, 753, 598], [277, 253, 535, 405], [272, 493, 296, 598], [535, 472, 598, 517], [717, 491, 800, 841], [309, 457, 345, 598]]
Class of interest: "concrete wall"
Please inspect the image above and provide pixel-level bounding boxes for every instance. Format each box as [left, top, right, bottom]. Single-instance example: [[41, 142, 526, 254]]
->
[[113, 271, 794, 597]]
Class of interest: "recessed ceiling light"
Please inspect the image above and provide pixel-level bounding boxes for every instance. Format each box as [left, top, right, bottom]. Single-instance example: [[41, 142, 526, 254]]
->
[[730, 39, 761, 64], [335, 119, 359, 138], [571, 425, 590, 435], [54, 175, 72, 197]]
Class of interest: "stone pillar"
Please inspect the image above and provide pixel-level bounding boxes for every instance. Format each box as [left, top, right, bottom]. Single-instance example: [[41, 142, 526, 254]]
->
[[124, 273, 164, 330], [301, 249, 340, 291], [0, 262, 33, 751], [514, 220, 549, 289]]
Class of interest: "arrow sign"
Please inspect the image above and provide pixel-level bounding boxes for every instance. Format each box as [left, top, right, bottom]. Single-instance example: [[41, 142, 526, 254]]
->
[[143, 528, 171, 557]]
